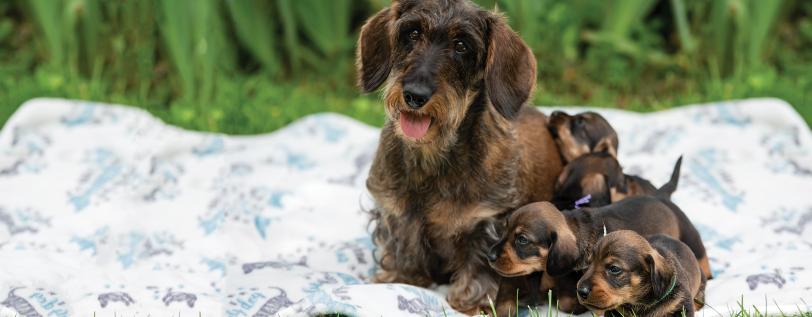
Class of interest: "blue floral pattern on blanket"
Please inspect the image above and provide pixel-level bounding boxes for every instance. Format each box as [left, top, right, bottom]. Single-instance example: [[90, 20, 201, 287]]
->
[[0, 98, 810, 316]]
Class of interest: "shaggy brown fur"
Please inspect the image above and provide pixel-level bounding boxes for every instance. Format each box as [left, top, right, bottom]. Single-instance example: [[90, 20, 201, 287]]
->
[[577, 231, 706, 317], [357, 0, 562, 313]]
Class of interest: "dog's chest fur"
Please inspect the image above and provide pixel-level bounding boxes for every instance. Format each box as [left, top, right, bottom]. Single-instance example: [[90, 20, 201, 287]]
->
[[368, 113, 522, 256], [367, 107, 562, 289]]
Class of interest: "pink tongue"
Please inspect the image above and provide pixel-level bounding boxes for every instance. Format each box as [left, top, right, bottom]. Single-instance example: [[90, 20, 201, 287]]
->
[[400, 112, 431, 139]]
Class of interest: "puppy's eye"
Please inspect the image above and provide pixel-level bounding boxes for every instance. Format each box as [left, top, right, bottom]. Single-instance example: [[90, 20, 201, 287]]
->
[[606, 265, 623, 276], [516, 234, 530, 246], [408, 29, 420, 41], [574, 117, 585, 127], [454, 40, 467, 54]]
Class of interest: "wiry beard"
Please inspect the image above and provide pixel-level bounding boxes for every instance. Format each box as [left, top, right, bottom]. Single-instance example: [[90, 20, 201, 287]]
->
[[381, 77, 477, 174]]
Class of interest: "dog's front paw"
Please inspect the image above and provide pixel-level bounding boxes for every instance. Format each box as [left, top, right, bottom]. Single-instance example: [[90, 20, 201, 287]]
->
[[447, 273, 498, 315], [371, 269, 398, 283], [372, 268, 433, 287]]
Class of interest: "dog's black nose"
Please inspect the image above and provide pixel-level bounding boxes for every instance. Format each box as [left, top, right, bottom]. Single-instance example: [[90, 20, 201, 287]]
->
[[403, 83, 432, 109], [577, 285, 591, 299]]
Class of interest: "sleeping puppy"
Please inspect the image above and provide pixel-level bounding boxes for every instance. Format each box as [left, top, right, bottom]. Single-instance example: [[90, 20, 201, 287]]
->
[[487, 188, 711, 315], [548, 111, 618, 162], [577, 231, 706, 317], [552, 154, 682, 209]]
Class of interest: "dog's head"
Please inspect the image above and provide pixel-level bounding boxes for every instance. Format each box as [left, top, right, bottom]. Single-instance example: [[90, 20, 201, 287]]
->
[[576, 230, 675, 311], [356, 0, 536, 149], [552, 152, 626, 209], [487, 202, 579, 277], [548, 111, 618, 162]]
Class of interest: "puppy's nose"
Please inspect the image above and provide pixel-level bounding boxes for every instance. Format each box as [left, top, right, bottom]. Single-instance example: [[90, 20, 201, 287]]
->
[[577, 285, 591, 299], [403, 83, 433, 109], [487, 248, 499, 263]]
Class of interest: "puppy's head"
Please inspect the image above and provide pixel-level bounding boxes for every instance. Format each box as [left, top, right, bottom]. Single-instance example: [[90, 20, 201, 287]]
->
[[553, 153, 626, 209], [356, 0, 536, 150], [487, 202, 579, 277], [548, 111, 618, 162], [576, 230, 675, 311]]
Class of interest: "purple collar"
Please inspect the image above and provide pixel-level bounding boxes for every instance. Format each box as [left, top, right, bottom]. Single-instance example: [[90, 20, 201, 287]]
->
[[574, 194, 592, 209]]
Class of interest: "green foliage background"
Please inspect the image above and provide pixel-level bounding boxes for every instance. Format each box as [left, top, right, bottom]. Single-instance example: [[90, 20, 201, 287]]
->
[[0, 0, 810, 134]]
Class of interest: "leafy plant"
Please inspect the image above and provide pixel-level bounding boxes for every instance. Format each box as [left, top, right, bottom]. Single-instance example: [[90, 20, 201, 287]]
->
[[1, 0, 809, 133]]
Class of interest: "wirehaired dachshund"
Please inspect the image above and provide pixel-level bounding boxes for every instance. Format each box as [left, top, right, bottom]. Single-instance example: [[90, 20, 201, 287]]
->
[[357, 0, 563, 312], [577, 231, 706, 317], [486, 180, 711, 315], [552, 155, 682, 209], [548, 111, 618, 162]]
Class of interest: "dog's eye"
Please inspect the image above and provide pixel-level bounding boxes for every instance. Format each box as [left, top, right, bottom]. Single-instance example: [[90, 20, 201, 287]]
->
[[606, 265, 623, 276], [573, 117, 585, 127], [516, 234, 530, 246], [454, 40, 467, 54], [408, 29, 420, 42]]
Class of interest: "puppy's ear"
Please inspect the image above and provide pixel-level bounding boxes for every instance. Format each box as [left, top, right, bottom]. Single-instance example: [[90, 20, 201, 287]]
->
[[484, 14, 537, 120], [605, 161, 627, 195], [555, 166, 572, 192], [581, 173, 611, 207], [593, 137, 617, 158], [356, 7, 393, 92], [545, 229, 579, 276], [645, 252, 675, 300]]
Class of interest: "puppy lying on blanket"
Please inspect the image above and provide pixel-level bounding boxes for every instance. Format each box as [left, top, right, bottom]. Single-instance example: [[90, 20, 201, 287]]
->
[[548, 111, 618, 162], [552, 154, 682, 209], [577, 231, 706, 317], [487, 177, 711, 315]]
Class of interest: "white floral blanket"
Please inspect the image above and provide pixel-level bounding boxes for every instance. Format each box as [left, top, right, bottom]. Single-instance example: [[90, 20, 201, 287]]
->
[[0, 98, 810, 317]]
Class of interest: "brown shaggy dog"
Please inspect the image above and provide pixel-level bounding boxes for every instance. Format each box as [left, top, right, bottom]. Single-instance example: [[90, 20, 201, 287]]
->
[[356, 0, 563, 313]]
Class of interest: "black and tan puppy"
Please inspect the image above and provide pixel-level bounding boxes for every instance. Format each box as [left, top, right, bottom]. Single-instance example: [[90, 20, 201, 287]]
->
[[577, 231, 706, 317], [552, 154, 682, 209], [358, 0, 564, 313], [487, 186, 711, 314], [548, 111, 618, 162], [490, 256, 585, 316]]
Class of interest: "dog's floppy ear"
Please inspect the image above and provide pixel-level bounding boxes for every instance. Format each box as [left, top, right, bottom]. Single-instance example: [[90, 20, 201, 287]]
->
[[356, 7, 393, 92], [545, 229, 579, 276], [484, 14, 537, 120], [645, 252, 675, 300], [593, 137, 618, 158]]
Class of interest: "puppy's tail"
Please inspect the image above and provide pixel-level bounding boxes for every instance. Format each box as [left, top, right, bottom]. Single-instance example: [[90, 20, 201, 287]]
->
[[656, 155, 683, 199]]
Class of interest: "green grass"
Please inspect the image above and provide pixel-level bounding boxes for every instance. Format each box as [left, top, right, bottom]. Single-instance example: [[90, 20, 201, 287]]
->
[[0, 0, 810, 134], [2, 66, 808, 135], [471, 292, 812, 317]]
